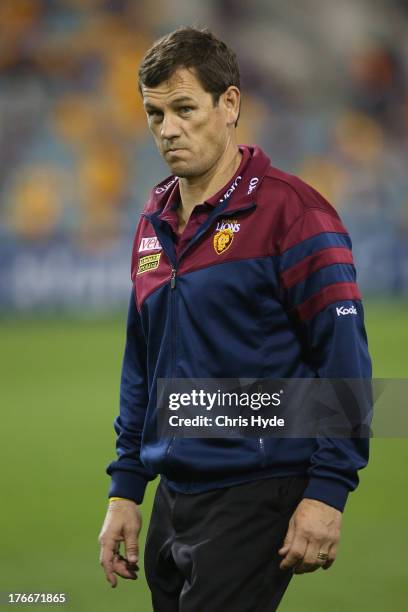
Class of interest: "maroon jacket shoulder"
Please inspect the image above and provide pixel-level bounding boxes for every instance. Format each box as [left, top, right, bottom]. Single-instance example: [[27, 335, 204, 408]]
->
[[255, 164, 346, 251], [263, 165, 341, 218]]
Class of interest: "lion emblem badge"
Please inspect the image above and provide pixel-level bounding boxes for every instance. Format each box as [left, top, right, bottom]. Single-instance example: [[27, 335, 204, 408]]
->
[[213, 228, 234, 255]]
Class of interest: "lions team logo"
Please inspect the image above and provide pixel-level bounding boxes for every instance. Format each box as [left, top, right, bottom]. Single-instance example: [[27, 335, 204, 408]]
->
[[213, 228, 234, 255]]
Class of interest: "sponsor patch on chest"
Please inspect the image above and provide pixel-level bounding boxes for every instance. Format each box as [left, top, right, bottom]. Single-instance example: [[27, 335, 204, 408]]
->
[[139, 237, 162, 252], [137, 252, 161, 274]]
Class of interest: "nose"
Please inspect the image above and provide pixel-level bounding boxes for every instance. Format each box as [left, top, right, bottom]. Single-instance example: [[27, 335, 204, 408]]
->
[[160, 112, 181, 141]]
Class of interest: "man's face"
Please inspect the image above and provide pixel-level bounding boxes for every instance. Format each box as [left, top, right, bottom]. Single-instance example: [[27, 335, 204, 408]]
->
[[142, 68, 237, 178]]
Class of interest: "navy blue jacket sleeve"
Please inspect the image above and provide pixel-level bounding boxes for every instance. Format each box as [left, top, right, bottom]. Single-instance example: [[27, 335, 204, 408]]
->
[[106, 290, 156, 504], [300, 300, 372, 511], [279, 207, 372, 512]]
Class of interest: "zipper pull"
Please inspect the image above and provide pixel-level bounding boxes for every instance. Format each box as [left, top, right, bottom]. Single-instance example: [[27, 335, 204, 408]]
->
[[170, 268, 177, 289]]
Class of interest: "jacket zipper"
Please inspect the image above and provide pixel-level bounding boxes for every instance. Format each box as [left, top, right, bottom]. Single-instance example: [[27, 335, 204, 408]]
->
[[170, 266, 177, 369], [146, 203, 256, 463], [259, 437, 266, 467], [166, 266, 177, 460], [170, 267, 177, 289]]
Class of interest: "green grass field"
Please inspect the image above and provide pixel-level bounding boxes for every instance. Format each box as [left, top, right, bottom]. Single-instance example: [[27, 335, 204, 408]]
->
[[1, 301, 407, 611]]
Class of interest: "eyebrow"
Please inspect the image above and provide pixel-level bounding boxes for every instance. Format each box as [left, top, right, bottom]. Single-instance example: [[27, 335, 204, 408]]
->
[[144, 96, 196, 111]]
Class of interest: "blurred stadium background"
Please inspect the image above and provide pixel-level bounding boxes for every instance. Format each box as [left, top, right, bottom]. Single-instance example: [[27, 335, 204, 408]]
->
[[0, 0, 407, 610]]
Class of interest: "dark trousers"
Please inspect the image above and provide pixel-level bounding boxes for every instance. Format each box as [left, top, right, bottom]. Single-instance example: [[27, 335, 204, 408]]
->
[[144, 475, 309, 612]]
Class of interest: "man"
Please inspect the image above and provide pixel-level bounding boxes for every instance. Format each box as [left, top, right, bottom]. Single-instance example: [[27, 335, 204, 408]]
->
[[98, 27, 371, 611]]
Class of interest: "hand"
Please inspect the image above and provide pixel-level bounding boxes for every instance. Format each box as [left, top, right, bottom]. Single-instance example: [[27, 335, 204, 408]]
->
[[98, 499, 142, 588], [278, 498, 342, 574]]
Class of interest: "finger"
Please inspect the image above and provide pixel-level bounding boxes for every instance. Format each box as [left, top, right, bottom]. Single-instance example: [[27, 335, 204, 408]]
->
[[295, 541, 330, 574], [322, 542, 337, 570], [112, 554, 138, 580], [293, 541, 319, 574], [99, 542, 118, 587], [124, 528, 140, 564], [116, 553, 139, 573], [279, 534, 308, 571], [99, 539, 120, 588], [278, 518, 295, 556]]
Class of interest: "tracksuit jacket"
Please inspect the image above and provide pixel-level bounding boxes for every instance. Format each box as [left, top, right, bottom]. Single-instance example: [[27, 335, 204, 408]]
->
[[107, 145, 372, 512]]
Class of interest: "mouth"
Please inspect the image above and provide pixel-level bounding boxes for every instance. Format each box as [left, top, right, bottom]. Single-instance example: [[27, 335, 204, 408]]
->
[[165, 148, 186, 154]]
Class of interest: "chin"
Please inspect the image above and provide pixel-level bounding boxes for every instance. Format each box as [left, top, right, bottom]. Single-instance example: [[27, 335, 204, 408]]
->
[[173, 169, 194, 178], [172, 161, 210, 179], [166, 163, 194, 178]]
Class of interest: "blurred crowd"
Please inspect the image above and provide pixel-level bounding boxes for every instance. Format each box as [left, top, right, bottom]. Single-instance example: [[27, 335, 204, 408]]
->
[[0, 0, 407, 296]]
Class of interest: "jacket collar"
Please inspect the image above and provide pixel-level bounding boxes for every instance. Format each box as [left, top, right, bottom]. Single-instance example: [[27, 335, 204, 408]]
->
[[143, 145, 271, 218]]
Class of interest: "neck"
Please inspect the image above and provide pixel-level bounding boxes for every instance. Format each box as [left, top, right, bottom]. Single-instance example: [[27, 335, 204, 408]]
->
[[178, 141, 242, 215]]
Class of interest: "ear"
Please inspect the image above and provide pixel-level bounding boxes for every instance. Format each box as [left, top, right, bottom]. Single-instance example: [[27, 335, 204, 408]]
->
[[221, 86, 240, 126]]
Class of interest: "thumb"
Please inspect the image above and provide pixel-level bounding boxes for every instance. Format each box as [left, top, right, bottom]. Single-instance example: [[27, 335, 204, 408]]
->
[[124, 531, 139, 564], [278, 519, 295, 555]]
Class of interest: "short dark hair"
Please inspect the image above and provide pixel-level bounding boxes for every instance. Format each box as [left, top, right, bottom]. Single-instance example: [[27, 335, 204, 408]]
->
[[138, 27, 241, 107]]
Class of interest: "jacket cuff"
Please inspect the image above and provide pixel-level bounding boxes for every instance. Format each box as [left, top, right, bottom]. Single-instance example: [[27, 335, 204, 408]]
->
[[302, 476, 350, 512], [108, 471, 149, 505]]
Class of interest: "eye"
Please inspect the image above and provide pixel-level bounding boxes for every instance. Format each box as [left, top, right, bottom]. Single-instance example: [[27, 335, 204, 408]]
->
[[147, 110, 163, 122], [179, 106, 193, 115]]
